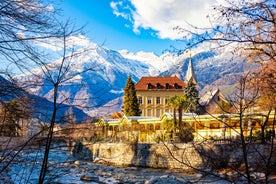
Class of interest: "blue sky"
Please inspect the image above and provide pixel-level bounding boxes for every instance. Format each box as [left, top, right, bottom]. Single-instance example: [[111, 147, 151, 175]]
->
[[59, 0, 221, 55]]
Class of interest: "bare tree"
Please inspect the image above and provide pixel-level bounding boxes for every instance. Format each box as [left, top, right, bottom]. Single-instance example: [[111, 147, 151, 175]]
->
[[170, 1, 276, 182], [0, 0, 57, 180], [176, 0, 275, 63], [16, 21, 96, 183], [159, 74, 275, 183], [0, 1, 97, 183], [0, 0, 60, 75]]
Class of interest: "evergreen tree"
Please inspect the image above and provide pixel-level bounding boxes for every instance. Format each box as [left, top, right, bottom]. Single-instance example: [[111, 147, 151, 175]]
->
[[0, 100, 23, 136], [123, 76, 140, 116], [184, 80, 200, 114]]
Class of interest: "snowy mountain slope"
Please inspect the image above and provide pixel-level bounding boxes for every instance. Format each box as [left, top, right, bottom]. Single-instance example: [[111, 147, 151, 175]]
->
[[160, 49, 248, 97], [119, 50, 179, 76], [17, 44, 163, 118], [17, 41, 252, 119]]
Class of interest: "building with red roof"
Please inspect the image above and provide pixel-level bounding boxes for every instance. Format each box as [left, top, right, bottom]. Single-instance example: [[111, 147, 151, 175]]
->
[[134, 75, 188, 117], [134, 57, 198, 117]]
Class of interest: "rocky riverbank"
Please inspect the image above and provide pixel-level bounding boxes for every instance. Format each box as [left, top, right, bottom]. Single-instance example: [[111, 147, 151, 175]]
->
[[2, 139, 275, 184], [52, 159, 230, 184], [2, 144, 231, 184]]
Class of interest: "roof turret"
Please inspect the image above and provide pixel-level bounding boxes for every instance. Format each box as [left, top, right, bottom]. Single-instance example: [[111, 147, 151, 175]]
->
[[185, 54, 197, 85]]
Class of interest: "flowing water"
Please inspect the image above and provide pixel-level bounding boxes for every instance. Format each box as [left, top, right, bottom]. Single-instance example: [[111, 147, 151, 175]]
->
[[4, 143, 231, 184]]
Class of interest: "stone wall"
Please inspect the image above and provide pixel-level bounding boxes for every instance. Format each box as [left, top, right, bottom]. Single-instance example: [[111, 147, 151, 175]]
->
[[72, 141, 276, 171]]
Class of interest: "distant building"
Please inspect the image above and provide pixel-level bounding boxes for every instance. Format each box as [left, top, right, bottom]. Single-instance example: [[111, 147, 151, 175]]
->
[[200, 89, 229, 114]]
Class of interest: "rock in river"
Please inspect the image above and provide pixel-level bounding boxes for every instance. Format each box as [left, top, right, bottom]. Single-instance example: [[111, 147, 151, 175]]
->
[[80, 173, 99, 182]]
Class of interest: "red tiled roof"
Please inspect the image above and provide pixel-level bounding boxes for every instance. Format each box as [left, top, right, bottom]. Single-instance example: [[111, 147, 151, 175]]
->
[[135, 76, 187, 90]]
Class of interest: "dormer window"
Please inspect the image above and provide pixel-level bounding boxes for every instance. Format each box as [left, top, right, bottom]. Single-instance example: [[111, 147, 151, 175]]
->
[[156, 83, 161, 89], [148, 83, 152, 89], [174, 83, 178, 89], [165, 83, 170, 89]]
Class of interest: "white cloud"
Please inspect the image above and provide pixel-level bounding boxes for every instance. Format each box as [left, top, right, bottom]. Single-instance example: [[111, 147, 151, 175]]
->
[[110, 1, 132, 20], [34, 34, 91, 51], [111, 0, 224, 40]]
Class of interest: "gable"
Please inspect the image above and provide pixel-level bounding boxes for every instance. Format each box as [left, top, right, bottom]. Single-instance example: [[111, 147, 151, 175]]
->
[[200, 89, 228, 106]]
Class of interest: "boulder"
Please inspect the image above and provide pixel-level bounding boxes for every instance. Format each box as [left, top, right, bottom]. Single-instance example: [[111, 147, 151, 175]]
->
[[102, 177, 120, 184], [80, 173, 99, 182], [74, 160, 80, 165], [144, 176, 159, 184]]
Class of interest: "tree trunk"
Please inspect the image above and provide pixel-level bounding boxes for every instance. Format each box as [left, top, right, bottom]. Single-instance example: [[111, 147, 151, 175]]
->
[[38, 83, 58, 183]]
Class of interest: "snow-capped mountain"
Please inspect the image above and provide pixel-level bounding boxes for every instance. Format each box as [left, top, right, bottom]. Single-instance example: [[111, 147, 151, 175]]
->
[[17, 44, 179, 118], [119, 50, 179, 76], [17, 42, 251, 119], [160, 50, 248, 97]]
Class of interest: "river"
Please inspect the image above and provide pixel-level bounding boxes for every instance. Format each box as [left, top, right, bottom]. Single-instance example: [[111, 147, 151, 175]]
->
[[3, 143, 231, 184]]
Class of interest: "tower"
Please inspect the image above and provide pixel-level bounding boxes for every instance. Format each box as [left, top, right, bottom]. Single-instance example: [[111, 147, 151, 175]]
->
[[185, 54, 197, 85]]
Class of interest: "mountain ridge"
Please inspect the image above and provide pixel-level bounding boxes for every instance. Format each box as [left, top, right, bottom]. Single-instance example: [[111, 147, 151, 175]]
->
[[15, 42, 249, 119], [0, 76, 89, 124]]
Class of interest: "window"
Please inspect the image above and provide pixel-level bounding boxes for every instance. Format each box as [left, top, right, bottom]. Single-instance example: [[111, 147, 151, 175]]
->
[[138, 96, 142, 104], [148, 83, 152, 89], [165, 97, 169, 104], [147, 97, 152, 104], [156, 83, 161, 89], [156, 97, 161, 104], [196, 123, 205, 129], [140, 124, 146, 132], [155, 124, 161, 130], [165, 83, 170, 89], [174, 83, 178, 89], [149, 124, 154, 131], [147, 109, 152, 116], [210, 123, 220, 129], [156, 109, 161, 117]]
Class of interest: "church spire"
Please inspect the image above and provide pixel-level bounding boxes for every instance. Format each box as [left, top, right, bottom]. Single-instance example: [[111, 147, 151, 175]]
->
[[185, 53, 197, 85]]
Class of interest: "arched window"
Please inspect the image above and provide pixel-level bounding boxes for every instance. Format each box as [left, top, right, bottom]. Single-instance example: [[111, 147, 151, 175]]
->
[[174, 83, 178, 89], [165, 83, 170, 89]]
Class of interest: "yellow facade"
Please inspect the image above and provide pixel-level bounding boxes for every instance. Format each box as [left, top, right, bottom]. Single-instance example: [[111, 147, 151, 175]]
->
[[94, 112, 275, 143], [137, 90, 184, 117], [134, 76, 187, 117]]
